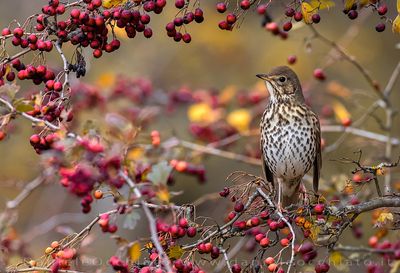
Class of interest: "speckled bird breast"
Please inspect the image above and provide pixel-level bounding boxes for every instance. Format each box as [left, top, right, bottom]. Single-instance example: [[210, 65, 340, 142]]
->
[[260, 102, 318, 180]]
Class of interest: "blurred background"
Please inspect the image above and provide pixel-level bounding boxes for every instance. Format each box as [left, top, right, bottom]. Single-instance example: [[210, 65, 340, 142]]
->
[[0, 1, 399, 272]]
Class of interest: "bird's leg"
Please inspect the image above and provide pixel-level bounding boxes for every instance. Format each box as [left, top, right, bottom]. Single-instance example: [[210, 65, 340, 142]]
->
[[277, 180, 284, 212]]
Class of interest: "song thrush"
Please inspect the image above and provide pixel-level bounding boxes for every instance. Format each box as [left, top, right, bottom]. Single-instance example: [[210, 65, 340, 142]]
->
[[257, 66, 321, 207]]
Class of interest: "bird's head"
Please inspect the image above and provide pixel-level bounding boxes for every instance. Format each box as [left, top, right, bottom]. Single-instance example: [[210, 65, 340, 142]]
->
[[256, 66, 305, 103]]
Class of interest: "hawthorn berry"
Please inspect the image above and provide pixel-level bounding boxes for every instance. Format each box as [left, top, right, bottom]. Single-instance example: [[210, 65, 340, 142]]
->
[[375, 23, 385, 32], [312, 14, 321, 23], [313, 68, 326, 80], [216, 2, 227, 13], [283, 21, 292, 32], [240, 0, 250, 10], [234, 201, 244, 212], [315, 262, 330, 273], [231, 264, 241, 273], [377, 5, 387, 16], [187, 227, 197, 237]]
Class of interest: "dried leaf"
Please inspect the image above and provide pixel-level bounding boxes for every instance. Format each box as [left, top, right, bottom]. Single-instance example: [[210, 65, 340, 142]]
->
[[226, 109, 252, 133], [123, 211, 141, 230], [128, 241, 141, 262], [309, 224, 320, 242], [147, 161, 172, 186], [167, 245, 184, 260], [393, 15, 400, 34]]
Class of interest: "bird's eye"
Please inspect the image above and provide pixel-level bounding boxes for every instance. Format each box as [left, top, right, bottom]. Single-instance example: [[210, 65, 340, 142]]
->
[[278, 76, 286, 83]]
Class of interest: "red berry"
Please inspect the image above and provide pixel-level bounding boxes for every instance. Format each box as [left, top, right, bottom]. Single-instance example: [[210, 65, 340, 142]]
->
[[216, 2, 227, 13], [313, 68, 326, 80], [226, 13, 237, 24], [280, 238, 290, 246], [2, 28, 11, 36], [250, 217, 260, 226], [294, 12, 303, 21], [311, 14, 321, 23], [187, 227, 196, 237], [314, 204, 325, 214], [240, 0, 250, 10], [182, 33, 191, 43], [287, 55, 297, 65], [257, 4, 267, 14], [93, 49, 102, 58], [375, 23, 385, 32], [283, 21, 292, 31], [255, 233, 265, 242], [348, 10, 358, 20], [269, 221, 278, 231], [259, 237, 270, 247], [13, 27, 24, 37], [315, 262, 330, 273], [70, 9, 80, 18], [143, 28, 153, 38], [30, 134, 40, 145], [234, 201, 244, 212], [175, 0, 185, 9], [377, 5, 387, 16], [285, 7, 295, 17], [231, 264, 241, 273]]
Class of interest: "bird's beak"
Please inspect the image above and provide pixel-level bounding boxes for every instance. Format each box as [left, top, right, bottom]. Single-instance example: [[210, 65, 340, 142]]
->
[[256, 74, 270, 81]]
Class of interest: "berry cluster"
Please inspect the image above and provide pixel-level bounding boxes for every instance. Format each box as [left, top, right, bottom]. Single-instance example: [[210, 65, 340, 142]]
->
[[29, 133, 59, 154], [164, 0, 205, 43]]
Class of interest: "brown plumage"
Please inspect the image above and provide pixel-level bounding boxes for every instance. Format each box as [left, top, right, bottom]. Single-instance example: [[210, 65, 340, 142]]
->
[[257, 66, 321, 208]]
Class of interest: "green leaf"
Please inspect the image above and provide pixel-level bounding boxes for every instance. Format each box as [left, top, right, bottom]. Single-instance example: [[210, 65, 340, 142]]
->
[[123, 211, 141, 230], [14, 100, 34, 112], [147, 161, 172, 186]]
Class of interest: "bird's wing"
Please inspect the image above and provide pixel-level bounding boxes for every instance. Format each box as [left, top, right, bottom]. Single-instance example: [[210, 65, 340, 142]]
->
[[260, 138, 274, 187], [312, 114, 322, 193]]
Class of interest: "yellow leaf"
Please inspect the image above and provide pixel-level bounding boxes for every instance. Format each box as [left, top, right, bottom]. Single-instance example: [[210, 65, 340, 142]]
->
[[128, 241, 141, 262], [329, 251, 349, 272], [343, 0, 356, 11], [97, 72, 116, 88], [108, 25, 128, 40], [309, 0, 335, 10], [227, 109, 252, 133], [329, 251, 343, 265], [218, 85, 237, 105], [393, 15, 400, 34], [397, 0, 400, 13], [187, 103, 221, 124], [332, 100, 351, 122], [377, 212, 394, 224], [102, 0, 127, 9], [127, 147, 144, 161], [301, 2, 317, 24], [167, 245, 184, 260], [156, 187, 170, 203]]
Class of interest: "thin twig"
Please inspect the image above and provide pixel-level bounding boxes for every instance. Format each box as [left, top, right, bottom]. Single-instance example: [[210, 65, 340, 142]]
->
[[119, 171, 173, 272], [257, 188, 296, 273]]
